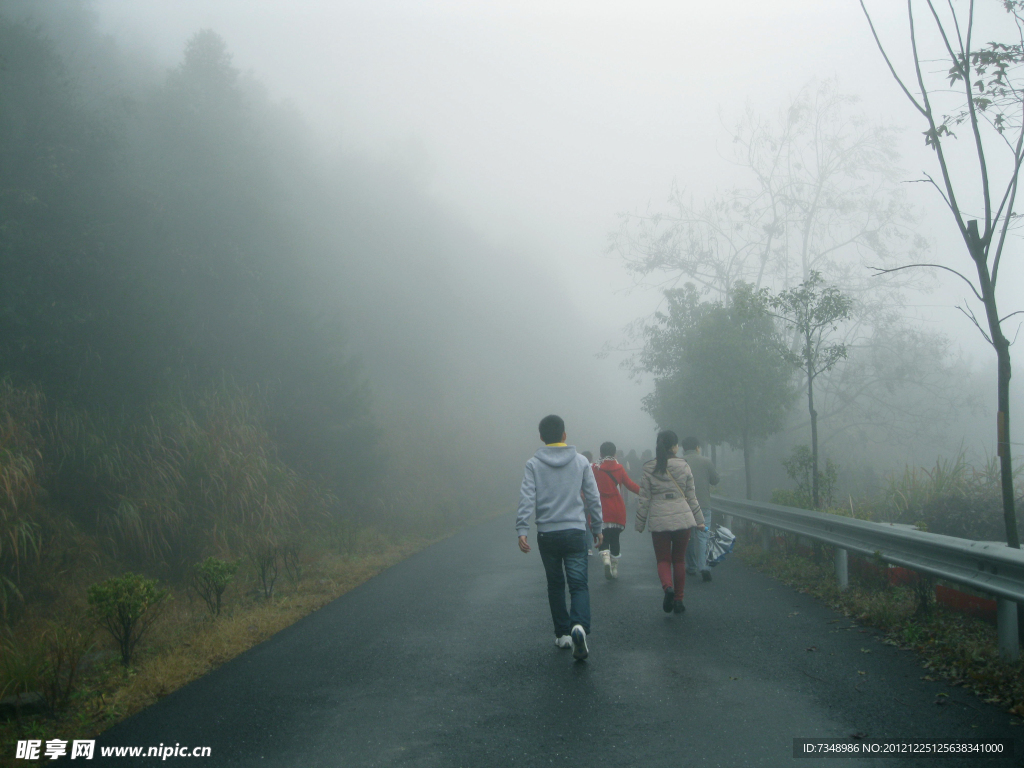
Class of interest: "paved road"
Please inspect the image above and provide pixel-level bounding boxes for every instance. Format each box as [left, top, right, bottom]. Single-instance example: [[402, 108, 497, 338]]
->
[[94, 515, 1020, 767]]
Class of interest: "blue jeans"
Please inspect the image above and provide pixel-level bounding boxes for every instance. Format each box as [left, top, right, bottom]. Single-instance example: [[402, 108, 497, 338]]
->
[[686, 510, 712, 573], [537, 528, 591, 636]]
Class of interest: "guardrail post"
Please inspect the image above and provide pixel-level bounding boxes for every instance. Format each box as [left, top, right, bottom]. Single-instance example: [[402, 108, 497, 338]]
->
[[997, 599, 1019, 662], [834, 548, 848, 591], [761, 525, 770, 551]]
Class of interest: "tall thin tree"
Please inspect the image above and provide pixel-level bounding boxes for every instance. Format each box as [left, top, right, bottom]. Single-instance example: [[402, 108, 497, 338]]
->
[[860, 0, 1024, 546], [765, 273, 853, 509]]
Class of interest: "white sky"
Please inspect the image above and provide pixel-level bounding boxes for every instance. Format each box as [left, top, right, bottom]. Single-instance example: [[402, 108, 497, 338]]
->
[[90, 0, 1023, 452]]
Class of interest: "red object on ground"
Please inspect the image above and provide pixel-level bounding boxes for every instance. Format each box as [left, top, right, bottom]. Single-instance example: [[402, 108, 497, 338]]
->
[[935, 584, 997, 623]]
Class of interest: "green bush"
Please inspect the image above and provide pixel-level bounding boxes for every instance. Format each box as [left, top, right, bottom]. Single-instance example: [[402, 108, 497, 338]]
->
[[780, 445, 839, 509], [189, 557, 239, 616], [87, 573, 168, 667], [247, 539, 279, 600], [770, 488, 813, 510]]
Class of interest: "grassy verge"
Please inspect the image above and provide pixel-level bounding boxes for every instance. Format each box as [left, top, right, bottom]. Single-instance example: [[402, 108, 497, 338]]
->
[[0, 534, 447, 766], [737, 541, 1024, 719]]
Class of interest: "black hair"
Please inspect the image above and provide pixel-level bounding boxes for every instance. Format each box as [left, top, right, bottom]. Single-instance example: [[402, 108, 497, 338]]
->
[[538, 414, 565, 445], [681, 436, 700, 452], [581, 450, 593, 462], [654, 430, 678, 475], [600, 441, 616, 459]]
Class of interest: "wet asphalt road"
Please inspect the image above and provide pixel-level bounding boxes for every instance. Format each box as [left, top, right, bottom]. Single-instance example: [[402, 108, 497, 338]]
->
[[93, 514, 1021, 767]]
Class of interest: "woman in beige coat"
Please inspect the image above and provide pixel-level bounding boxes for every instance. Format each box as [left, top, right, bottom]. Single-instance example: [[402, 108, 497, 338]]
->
[[636, 430, 705, 614]]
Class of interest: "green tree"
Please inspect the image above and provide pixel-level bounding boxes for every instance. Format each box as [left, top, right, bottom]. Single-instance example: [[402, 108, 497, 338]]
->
[[639, 283, 795, 498], [87, 573, 169, 666], [189, 557, 239, 617], [860, 0, 1024, 547], [764, 272, 853, 508]]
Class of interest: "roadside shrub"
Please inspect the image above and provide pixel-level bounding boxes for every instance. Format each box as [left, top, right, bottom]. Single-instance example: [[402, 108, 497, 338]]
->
[[189, 557, 238, 616], [247, 539, 279, 600], [0, 628, 47, 701], [770, 489, 812, 510], [87, 573, 169, 667], [281, 541, 301, 585], [776, 445, 838, 510], [40, 610, 95, 713], [329, 517, 363, 556]]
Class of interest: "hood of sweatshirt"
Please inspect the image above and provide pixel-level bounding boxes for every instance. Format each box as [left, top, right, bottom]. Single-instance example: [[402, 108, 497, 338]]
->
[[534, 445, 579, 468]]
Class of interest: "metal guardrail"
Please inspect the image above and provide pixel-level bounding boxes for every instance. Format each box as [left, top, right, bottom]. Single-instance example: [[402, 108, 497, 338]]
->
[[710, 495, 1024, 661]]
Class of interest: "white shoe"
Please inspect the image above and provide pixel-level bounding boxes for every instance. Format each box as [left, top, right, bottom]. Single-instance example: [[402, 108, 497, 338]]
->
[[600, 549, 612, 579], [610, 554, 620, 578], [555, 635, 573, 649], [570, 624, 588, 660]]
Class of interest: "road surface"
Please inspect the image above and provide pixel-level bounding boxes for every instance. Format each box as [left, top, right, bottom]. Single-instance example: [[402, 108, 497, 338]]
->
[[94, 515, 1020, 766]]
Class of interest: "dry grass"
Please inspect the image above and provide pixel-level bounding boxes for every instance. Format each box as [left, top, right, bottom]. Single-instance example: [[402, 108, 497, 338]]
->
[[738, 540, 1024, 719], [0, 536, 444, 766]]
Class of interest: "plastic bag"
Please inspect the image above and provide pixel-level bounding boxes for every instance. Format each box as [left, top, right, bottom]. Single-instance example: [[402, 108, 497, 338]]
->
[[706, 525, 736, 567]]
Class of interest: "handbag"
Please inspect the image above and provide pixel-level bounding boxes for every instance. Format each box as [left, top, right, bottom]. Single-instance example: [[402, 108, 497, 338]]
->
[[666, 468, 703, 528]]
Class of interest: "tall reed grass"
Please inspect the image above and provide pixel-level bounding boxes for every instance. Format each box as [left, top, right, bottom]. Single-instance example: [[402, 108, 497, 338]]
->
[[877, 449, 1023, 540], [1, 380, 341, 618], [0, 379, 46, 617]]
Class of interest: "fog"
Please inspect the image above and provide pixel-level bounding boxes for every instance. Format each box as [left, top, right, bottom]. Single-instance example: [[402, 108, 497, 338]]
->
[[5, 0, 1023, 506]]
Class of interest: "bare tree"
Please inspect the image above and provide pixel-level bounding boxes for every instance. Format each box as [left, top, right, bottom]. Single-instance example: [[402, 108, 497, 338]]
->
[[611, 80, 970, 465], [611, 80, 921, 302], [861, 0, 1024, 546]]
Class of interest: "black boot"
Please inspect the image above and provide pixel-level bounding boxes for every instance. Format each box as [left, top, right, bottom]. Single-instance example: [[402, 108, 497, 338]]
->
[[662, 588, 675, 613]]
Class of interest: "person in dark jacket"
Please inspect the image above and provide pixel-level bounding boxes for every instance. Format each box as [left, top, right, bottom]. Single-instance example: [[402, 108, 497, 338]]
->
[[682, 436, 721, 581], [636, 430, 705, 614], [516, 415, 602, 660], [593, 441, 640, 579]]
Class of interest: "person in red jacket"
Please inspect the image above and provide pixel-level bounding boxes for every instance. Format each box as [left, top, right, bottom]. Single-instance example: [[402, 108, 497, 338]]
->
[[593, 441, 641, 579]]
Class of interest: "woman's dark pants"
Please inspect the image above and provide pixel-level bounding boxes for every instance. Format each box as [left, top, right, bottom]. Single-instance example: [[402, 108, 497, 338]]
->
[[598, 527, 622, 556]]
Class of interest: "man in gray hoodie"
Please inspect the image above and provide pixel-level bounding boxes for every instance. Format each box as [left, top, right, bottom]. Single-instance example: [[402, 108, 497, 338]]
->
[[517, 414, 603, 660]]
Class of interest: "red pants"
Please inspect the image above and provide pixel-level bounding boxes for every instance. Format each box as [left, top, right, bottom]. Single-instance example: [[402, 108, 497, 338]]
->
[[651, 528, 692, 597]]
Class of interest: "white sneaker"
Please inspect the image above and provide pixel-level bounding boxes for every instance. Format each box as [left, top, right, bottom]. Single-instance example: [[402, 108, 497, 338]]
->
[[555, 635, 573, 649], [570, 624, 588, 660], [610, 554, 620, 578]]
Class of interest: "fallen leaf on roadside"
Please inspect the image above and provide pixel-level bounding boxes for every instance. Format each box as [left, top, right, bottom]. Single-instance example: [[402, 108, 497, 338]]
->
[[860, 648, 872, 653], [806, 646, 817, 652], [857, 671, 866, 675], [788, 611, 799, 617]]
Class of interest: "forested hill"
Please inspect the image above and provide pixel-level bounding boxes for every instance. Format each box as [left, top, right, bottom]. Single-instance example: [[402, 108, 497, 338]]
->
[[0, 1, 612, 602]]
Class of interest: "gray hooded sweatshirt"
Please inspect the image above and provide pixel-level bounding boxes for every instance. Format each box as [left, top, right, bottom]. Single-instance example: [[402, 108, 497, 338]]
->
[[515, 445, 602, 537]]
